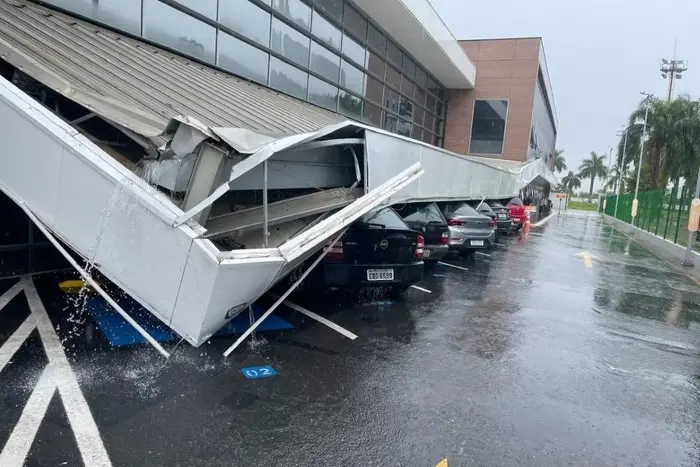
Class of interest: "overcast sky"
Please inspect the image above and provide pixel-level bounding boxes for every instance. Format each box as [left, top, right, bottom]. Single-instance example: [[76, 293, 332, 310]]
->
[[431, 0, 699, 173]]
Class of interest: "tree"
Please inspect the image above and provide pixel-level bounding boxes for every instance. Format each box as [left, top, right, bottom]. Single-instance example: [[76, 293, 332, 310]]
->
[[622, 95, 700, 190], [561, 171, 581, 194], [578, 152, 608, 202], [604, 164, 621, 193], [552, 149, 567, 173]]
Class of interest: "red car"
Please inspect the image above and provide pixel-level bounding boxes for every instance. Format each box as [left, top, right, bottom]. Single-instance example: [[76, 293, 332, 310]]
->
[[506, 197, 527, 230]]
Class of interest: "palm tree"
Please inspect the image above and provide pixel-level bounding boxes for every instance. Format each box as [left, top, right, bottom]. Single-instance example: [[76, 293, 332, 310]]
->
[[603, 165, 621, 193], [552, 149, 567, 173], [578, 152, 608, 202], [561, 171, 581, 194]]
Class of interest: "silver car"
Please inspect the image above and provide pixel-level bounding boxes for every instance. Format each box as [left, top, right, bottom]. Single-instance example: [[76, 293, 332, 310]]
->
[[439, 202, 496, 256]]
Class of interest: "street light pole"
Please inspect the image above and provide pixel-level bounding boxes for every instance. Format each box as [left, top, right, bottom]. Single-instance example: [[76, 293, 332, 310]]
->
[[632, 92, 652, 226], [613, 128, 629, 219]]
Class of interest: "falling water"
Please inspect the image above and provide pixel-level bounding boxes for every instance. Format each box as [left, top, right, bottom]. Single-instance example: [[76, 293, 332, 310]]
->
[[63, 180, 135, 345], [246, 305, 268, 353]]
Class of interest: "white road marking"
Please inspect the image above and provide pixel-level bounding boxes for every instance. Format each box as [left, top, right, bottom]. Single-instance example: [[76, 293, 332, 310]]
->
[[474, 252, 491, 257], [494, 243, 506, 247], [282, 299, 358, 340], [0, 317, 36, 373], [410, 285, 432, 294], [0, 366, 56, 467], [437, 262, 469, 272], [0, 281, 23, 312], [531, 213, 555, 227], [21, 278, 113, 466]]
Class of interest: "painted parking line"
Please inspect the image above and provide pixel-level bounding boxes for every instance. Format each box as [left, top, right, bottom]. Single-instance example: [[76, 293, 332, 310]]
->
[[0, 281, 23, 312], [437, 261, 469, 272], [0, 317, 35, 374], [410, 285, 432, 294], [494, 242, 506, 247], [474, 251, 490, 257], [0, 277, 113, 467], [282, 299, 358, 340], [0, 366, 56, 467]]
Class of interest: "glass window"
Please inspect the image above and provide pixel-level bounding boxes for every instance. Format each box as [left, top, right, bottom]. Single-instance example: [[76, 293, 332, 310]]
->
[[342, 33, 365, 65], [413, 106, 425, 127], [359, 208, 409, 230], [422, 131, 435, 145], [398, 97, 413, 121], [384, 88, 399, 114], [217, 31, 269, 84], [343, 5, 367, 41], [470, 100, 508, 154], [451, 203, 481, 217], [397, 118, 412, 137], [173, 0, 217, 18], [310, 41, 340, 82], [367, 24, 386, 54], [414, 87, 426, 106], [308, 76, 338, 111], [436, 101, 444, 117], [311, 10, 341, 50], [364, 76, 383, 104], [383, 113, 398, 133], [415, 67, 428, 89], [386, 40, 402, 67], [427, 76, 440, 95], [401, 78, 414, 99], [269, 57, 308, 99], [411, 125, 423, 141], [402, 56, 416, 80], [271, 18, 310, 67], [143, 0, 216, 63], [45, 0, 141, 35], [365, 50, 385, 80], [426, 93, 436, 113], [314, 0, 342, 20], [338, 91, 362, 120], [363, 101, 382, 126], [219, 0, 271, 47], [424, 113, 436, 133], [385, 65, 401, 90], [339, 60, 364, 95], [272, 0, 311, 30]]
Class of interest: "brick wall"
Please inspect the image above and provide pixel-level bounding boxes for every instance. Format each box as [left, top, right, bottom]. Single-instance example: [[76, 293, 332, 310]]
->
[[443, 38, 541, 162]]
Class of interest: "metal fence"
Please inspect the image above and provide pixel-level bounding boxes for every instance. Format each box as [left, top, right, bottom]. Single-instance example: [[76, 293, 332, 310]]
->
[[602, 187, 697, 249]]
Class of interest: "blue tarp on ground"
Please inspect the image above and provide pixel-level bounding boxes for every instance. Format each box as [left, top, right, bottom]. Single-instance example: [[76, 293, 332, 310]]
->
[[85, 296, 293, 347]]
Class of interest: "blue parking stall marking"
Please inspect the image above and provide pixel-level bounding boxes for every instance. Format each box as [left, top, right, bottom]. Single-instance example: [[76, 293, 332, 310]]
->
[[241, 365, 277, 379]]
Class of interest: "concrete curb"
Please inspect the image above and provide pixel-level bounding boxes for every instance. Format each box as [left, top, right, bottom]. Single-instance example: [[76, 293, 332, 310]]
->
[[601, 213, 700, 285]]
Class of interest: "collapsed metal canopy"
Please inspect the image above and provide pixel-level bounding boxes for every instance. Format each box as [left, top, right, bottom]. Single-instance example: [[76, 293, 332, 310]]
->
[[0, 0, 345, 138]]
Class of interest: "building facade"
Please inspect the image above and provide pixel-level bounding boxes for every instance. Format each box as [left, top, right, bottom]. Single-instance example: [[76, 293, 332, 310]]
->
[[41, 0, 474, 147], [443, 38, 558, 166]]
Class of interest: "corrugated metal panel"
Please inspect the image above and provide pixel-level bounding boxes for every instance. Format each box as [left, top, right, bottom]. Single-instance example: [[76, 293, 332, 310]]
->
[[0, 0, 345, 138]]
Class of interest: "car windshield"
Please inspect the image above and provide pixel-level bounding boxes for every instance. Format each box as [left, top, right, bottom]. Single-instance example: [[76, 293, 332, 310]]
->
[[508, 197, 524, 206], [357, 208, 410, 230], [398, 203, 445, 224], [489, 201, 506, 209]]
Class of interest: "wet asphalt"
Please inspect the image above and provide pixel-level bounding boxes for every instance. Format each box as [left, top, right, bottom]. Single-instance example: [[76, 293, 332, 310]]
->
[[2, 211, 700, 466]]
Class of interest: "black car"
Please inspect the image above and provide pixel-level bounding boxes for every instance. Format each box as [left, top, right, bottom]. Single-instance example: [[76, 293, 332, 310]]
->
[[487, 201, 515, 235], [393, 202, 449, 269], [318, 207, 424, 296]]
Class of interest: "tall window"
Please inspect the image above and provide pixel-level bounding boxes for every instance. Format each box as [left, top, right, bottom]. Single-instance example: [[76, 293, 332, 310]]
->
[[470, 100, 508, 155]]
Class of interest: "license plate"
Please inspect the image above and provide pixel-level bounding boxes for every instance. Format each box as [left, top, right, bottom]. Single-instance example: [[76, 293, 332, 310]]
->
[[470, 240, 484, 246], [423, 249, 431, 258], [498, 213, 507, 219], [367, 268, 394, 281]]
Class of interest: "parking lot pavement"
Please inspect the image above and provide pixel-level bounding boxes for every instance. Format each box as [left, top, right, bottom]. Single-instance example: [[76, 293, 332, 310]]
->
[[2, 210, 700, 466]]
